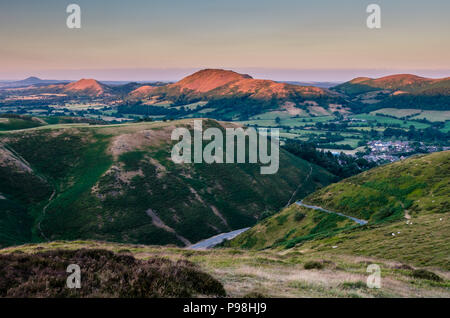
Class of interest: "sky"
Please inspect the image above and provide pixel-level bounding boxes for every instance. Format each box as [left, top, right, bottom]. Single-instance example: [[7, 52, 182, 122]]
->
[[0, 0, 449, 81]]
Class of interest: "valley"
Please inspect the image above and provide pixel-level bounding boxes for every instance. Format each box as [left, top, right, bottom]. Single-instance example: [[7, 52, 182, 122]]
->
[[0, 69, 448, 298], [0, 119, 334, 247]]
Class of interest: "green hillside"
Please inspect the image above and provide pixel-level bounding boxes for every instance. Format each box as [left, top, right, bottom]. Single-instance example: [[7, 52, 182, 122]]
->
[[228, 151, 450, 268], [305, 151, 449, 222], [226, 204, 356, 249], [0, 119, 334, 248]]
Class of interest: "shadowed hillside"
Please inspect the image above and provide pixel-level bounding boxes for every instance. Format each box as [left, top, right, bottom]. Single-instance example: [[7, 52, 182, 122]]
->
[[0, 119, 335, 247]]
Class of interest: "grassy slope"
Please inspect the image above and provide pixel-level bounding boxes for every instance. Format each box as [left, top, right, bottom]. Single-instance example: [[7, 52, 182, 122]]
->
[[227, 204, 355, 249], [297, 213, 450, 270], [0, 119, 335, 247], [304, 151, 449, 222], [229, 151, 449, 269]]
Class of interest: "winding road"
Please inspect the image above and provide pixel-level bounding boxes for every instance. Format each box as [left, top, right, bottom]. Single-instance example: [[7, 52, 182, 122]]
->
[[296, 200, 368, 225], [187, 164, 367, 250], [187, 227, 250, 250]]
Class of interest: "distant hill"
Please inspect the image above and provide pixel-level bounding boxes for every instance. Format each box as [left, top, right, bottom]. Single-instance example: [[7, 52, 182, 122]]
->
[[334, 74, 450, 95], [334, 74, 450, 111], [126, 69, 346, 120], [0, 119, 334, 248], [61, 79, 110, 97], [0, 77, 70, 89], [128, 85, 157, 99], [132, 69, 334, 101], [131, 69, 330, 99]]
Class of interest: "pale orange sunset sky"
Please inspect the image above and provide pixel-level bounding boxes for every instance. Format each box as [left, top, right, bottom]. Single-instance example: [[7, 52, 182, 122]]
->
[[0, 0, 449, 81]]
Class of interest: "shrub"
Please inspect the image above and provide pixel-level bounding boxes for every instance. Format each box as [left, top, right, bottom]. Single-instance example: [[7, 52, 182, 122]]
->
[[303, 261, 324, 270], [339, 281, 367, 290], [411, 269, 443, 282], [294, 212, 306, 222]]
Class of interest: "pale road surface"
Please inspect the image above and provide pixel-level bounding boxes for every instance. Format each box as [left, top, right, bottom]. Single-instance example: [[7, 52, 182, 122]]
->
[[296, 201, 368, 225], [188, 199, 368, 250], [187, 228, 250, 250]]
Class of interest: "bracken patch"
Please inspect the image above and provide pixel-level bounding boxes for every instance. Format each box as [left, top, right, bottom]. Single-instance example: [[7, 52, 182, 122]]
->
[[0, 249, 226, 298]]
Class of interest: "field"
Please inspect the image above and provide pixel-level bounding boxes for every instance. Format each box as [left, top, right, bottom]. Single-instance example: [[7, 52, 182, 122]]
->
[[371, 108, 450, 122], [236, 109, 449, 154], [350, 114, 430, 129]]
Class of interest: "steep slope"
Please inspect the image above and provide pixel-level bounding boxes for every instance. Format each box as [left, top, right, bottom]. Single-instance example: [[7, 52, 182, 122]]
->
[[227, 203, 356, 249], [0, 143, 52, 246], [304, 151, 449, 222], [0, 119, 335, 247]]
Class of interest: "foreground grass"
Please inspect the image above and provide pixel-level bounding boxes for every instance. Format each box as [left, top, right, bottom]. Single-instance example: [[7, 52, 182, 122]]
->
[[296, 213, 450, 270], [1, 241, 448, 298]]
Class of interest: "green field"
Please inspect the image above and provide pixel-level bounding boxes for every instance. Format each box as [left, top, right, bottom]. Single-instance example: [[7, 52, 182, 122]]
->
[[351, 114, 430, 129], [370, 108, 422, 118]]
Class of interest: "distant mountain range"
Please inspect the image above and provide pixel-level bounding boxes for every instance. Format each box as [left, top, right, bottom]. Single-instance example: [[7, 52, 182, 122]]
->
[[2, 70, 450, 113]]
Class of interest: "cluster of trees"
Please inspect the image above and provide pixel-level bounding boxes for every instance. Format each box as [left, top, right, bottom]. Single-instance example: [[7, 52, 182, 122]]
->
[[117, 102, 187, 117], [383, 126, 450, 144], [204, 96, 278, 120], [368, 95, 450, 112], [283, 140, 376, 179]]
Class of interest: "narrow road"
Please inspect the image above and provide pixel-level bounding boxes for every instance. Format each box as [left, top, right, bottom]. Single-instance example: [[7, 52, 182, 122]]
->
[[187, 227, 250, 250], [295, 201, 368, 225]]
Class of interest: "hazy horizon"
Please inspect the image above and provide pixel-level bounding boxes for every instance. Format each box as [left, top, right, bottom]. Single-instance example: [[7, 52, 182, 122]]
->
[[1, 68, 450, 83]]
